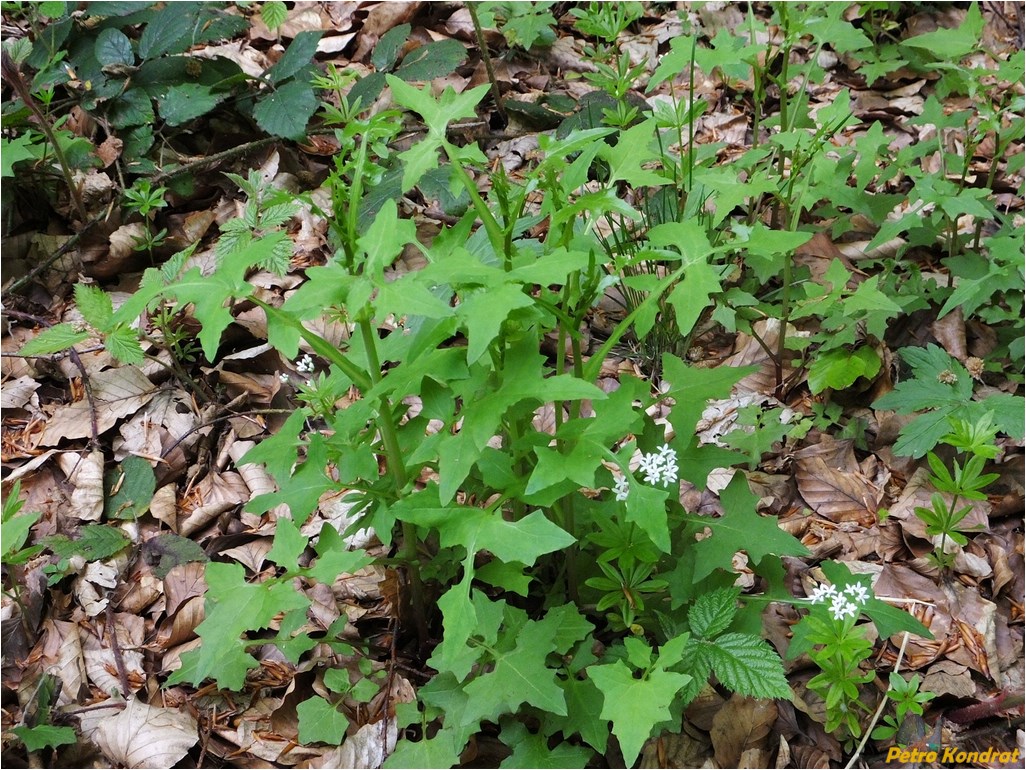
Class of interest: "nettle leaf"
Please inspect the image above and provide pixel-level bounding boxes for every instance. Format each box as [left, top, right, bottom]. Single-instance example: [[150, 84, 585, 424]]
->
[[266, 30, 323, 84], [139, 4, 193, 59], [700, 633, 790, 699], [590, 658, 691, 766], [259, 0, 288, 33], [692, 473, 808, 581], [44, 524, 130, 563], [95, 28, 134, 68], [158, 83, 224, 126], [372, 24, 411, 70], [254, 78, 320, 139], [394, 39, 468, 82], [104, 325, 145, 364], [141, 533, 208, 579], [108, 87, 155, 128], [19, 323, 89, 357], [688, 587, 740, 640], [297, 696, 349, 745]]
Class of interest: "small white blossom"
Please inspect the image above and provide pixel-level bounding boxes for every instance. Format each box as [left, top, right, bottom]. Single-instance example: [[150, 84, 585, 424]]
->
[[613, 475, 630, 502], [657, 443, 676, 461], [296, 354, 315, 373], [657, 456, 679, 487], [809, 583, 838, 604], [844, 583, 870, 605], [279, 372, 290, 383], [638, 452, 663, 486]]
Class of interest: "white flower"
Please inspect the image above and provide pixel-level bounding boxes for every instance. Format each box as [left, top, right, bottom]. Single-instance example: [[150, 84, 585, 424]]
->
[[844, 583, 870, 605], [613, 475, 630, 502], [809, 583, 838, 604], [296, 354, 315, 373], [657, 456, 679, 487], [657, 443, 676, 462], [279, 373, 290, 383], [832, 600, 859, 620], [638, 452, 662, 486]]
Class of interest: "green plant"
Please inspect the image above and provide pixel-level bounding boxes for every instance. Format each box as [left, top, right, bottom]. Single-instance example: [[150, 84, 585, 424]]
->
[[914, 414, 1000, 569], [476, 2, 558, 52], [790, 564, 932, 747], [871, 672, 935, 744], [872, 345, 1025, 458]]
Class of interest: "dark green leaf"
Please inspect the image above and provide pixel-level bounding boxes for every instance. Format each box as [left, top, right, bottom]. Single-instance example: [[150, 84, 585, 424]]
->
[[395, 39, 467, 82], [266, 30, 323, 84], [141, 533, 208, 579], [95, 28, 134, 68], [158, 83, 223, 126], [372, 24, 411, 71], [253, 78, 319, 139], [104, 456, 155, 520]]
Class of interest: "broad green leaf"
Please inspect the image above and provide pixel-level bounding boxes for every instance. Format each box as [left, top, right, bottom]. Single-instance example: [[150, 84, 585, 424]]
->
[[558, 674, 609, 753], [254, 78, 319, 139], [901, 2, 983, 59], [666, 260, 720, 338], [95, 28, 134, 67], [12, 725, 77, 752], [104, 455, 155, 520], [19, 323, 89, 357], [600, 119, 668, 187], [158, 83, 223, 126], [688, 587, 740, 640], [267, 516, 308, 569], [625, 482, 670, 553], [266, 30, 323, 84], [247, 434, 336, 522], [358, 200, 418, 278], [692, 473, 808, 580], [1, 135, 37, 176], [384, 730, 462, 769], [462, 618, 566, 725], [699, 633, 791, 699], [457, 284, 534, 364], [807, 346, 881, 394], [500, 721, 592, 768], [396, 501, 575, 567], [428, 576, 481, 680], [394, 39, 467, 82], [2, 508, 41, 561], [526, 442, 602, 495], [662, 354, 755, 439], [297, 695, 349, 745], [590, 660, 691, 766], [174, 562, 309, 690], [307, 523, 372, 584], [386, 76, 489, 137]]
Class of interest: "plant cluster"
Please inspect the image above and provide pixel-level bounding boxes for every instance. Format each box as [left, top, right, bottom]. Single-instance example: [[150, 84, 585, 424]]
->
[[3, 1, 1023, 766]]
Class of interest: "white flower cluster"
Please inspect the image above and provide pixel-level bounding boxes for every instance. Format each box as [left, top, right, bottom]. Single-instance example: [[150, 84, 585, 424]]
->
[[612, 443, 679, 501], [809, 581, 871, 621], [279, 354, 316, 383]]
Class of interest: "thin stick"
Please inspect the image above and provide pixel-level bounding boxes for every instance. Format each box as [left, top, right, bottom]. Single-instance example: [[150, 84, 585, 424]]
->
[[844, 631, 912, 769], [467, 3, 507, 127]]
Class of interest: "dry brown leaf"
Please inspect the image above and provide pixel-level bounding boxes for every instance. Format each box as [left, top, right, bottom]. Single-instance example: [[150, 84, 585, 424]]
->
[[59, 449, 105, 521], [39, 366, 156, 445], [310, 718, 398, 769], [90, 697, 198, 769], [710, 694, 777, 768], [794, 445, 881, 524]]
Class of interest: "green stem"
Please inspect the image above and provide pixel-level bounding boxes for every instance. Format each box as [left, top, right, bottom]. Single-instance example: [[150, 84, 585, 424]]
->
[[358, 318, 429, 646], [467, 2, 507, 126]]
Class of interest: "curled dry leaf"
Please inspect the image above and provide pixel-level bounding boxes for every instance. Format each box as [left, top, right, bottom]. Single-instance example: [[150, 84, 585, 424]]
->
[[59, 449, 105, 521], [90, 697, 198, 769]]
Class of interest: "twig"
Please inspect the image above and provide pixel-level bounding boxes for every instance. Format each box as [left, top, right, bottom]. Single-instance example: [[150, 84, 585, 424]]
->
[[2, 50, 87, 223], [467, 2, 508, 127], [105, 604, 134, 699], [844, 631, 911, 770], [148, 135, 282, 185], [1, 212, 105, 299]]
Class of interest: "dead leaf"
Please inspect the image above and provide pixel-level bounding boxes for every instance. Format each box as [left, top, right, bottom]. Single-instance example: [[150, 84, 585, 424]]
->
[[90, 697, 198, 769], [710, 694, 777, 768], [39, 366, 156, 446], [59, 449, 105, 521], [794, 440, 881, 524]]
